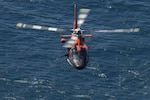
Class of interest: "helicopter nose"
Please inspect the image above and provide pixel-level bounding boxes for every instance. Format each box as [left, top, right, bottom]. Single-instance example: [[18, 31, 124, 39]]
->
[[73, 59, 86, 69]]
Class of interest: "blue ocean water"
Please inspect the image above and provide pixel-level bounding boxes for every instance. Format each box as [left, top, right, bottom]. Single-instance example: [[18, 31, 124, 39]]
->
[[0, 0, 150, 99]]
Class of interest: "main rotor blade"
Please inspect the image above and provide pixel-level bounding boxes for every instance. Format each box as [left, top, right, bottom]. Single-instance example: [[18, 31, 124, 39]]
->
[[63, 37, 78, 48], [16, 23, 65, 32], [77, 9, 90, 28], [95, 28, 140, 33]]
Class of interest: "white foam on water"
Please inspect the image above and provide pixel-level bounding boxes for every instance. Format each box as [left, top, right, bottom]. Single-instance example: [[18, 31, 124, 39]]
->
[[104, 92, 115, 98], [5, 97, 17, 100], [0, 78, 11, 82], [73, 95, 92, 99], [127, 70, 139, 76], [14, 80, 29, 84], [98, 73, 107, 78]]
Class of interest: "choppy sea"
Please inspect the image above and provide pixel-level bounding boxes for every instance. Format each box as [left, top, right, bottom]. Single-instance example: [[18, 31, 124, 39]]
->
[[0, 0, 150, 99]]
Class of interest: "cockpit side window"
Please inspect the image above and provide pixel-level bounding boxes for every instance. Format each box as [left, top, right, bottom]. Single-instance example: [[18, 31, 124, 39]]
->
[[78, 31, 81, 35]]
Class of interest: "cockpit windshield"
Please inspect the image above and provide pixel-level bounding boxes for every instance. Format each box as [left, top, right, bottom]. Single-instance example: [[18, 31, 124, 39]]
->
[[72, 48, 87, 59]]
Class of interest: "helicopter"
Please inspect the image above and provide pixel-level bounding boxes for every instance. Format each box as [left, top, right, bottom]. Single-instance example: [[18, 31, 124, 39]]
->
[[16, 4, 140, 70]]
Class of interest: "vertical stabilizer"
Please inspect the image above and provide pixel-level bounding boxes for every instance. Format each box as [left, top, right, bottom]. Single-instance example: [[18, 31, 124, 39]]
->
[[73, 4, 77, 29]]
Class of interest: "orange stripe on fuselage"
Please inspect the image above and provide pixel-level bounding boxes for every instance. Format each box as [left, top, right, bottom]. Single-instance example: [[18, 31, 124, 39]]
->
[[71, 33, 88, 52], [75, 38, 88, 52]]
